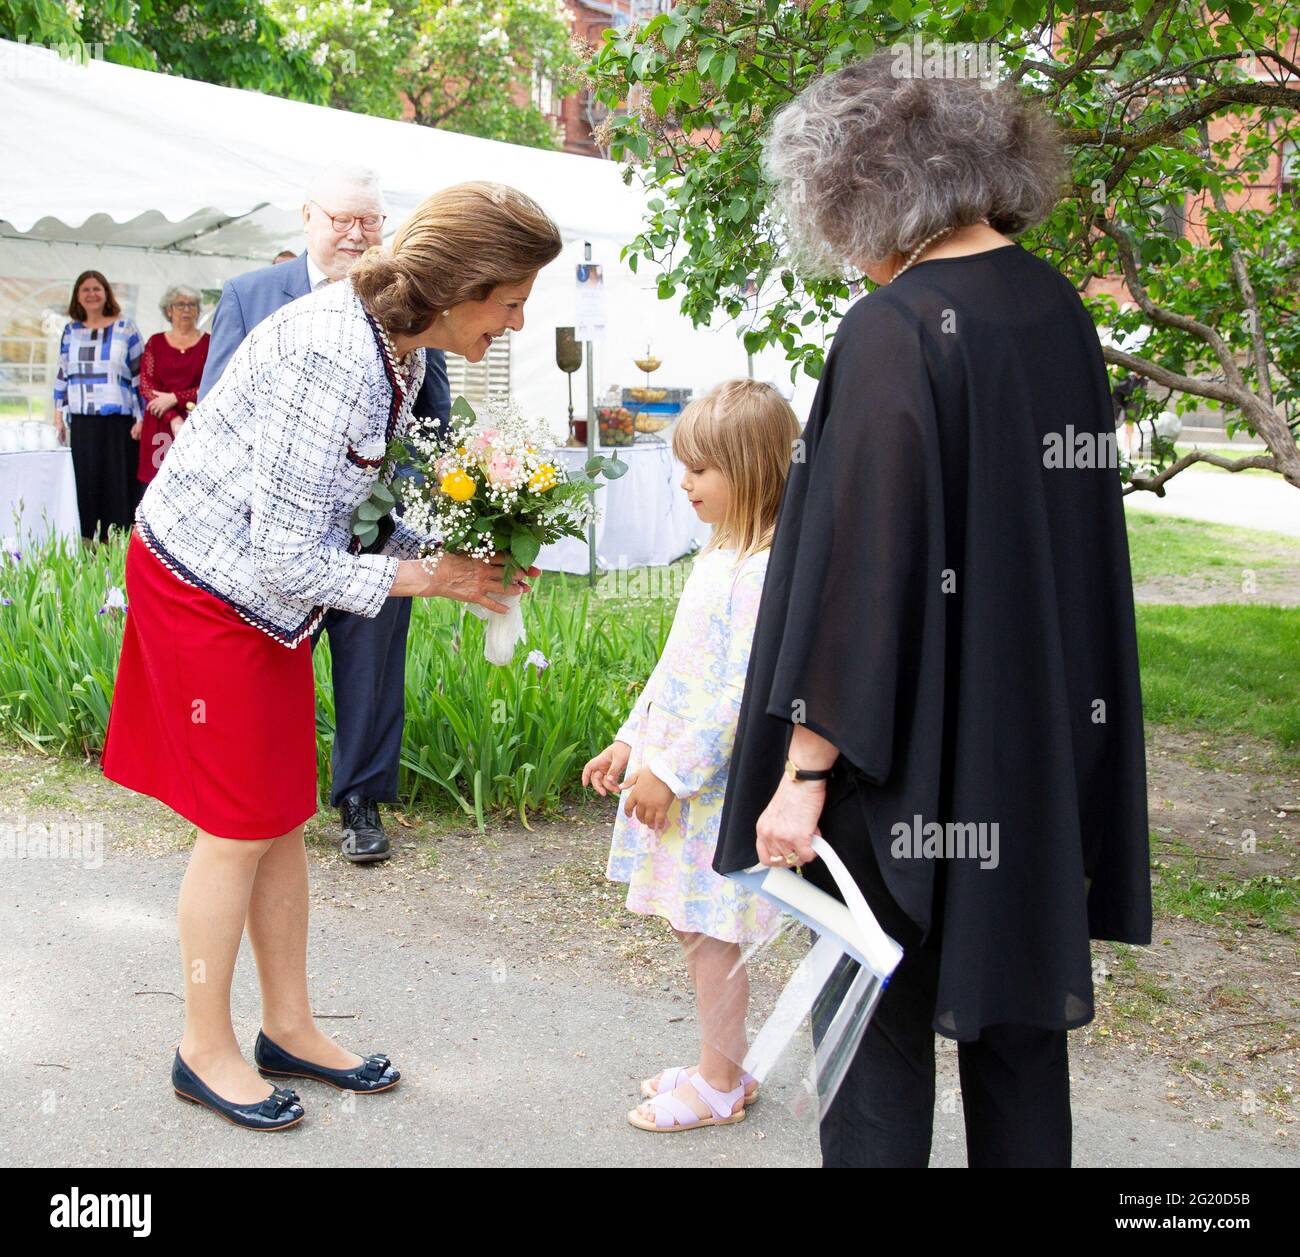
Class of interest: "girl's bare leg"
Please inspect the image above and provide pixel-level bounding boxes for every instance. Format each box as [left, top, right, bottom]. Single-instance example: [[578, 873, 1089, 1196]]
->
[[688, 933, 748, 1093], [635, 928, 750, 1122]]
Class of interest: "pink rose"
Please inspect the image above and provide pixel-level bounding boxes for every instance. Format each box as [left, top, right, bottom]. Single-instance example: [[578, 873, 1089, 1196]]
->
[[487, 454, 520, 485]]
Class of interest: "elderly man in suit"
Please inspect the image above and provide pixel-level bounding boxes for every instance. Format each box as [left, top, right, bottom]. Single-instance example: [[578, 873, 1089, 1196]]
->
[[200, 165, 451, 864]]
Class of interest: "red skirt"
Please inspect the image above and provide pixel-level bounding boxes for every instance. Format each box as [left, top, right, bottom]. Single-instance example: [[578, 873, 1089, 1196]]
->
[[101, 527, 318, 839]]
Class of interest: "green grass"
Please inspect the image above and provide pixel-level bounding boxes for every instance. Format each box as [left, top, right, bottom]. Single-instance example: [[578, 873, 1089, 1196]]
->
[[0, 530, 673, 827], [1124, 512, 1296, 585], [1135, 603, 1299, 760], [0, 524, 1295, 824], [1151, 866, 1298, 933], [312, 571, 670, 825]]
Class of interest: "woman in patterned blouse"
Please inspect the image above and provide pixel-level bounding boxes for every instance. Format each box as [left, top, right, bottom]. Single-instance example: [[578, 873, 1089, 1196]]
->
[[133, 285, 209, 487], [52, 270, 143, 543]]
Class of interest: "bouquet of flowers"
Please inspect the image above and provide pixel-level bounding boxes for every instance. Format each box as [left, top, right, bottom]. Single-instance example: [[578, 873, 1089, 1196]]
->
[[352, 396, 626, 664]]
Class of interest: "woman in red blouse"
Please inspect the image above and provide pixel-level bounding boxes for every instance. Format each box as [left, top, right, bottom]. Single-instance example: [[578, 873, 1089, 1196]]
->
[[133, 285, 209, 485]]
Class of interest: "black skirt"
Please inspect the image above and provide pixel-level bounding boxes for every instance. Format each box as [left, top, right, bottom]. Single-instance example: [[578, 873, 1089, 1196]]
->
[[68, 412, 137, 541]]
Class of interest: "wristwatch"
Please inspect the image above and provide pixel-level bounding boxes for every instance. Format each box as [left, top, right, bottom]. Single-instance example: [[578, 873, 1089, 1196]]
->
[[785, 757, 832, 784]]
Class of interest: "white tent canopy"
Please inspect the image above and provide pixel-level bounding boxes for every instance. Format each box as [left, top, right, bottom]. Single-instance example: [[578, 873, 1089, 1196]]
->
[[0, 37, 820, 431]]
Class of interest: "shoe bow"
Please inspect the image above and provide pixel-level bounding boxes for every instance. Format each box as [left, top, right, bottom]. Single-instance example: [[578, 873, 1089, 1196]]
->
[[258, 1086, 301, 1118], [358, 1054, 391, 1082]]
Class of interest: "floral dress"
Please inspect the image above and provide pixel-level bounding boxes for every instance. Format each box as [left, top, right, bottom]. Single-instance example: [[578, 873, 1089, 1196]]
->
[[605, 546, 781, 944]]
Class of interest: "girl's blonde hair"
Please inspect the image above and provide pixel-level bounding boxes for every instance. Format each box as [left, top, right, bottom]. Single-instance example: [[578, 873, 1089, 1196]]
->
[[671, 379, 801, 564], [350, 181, 563, 336]]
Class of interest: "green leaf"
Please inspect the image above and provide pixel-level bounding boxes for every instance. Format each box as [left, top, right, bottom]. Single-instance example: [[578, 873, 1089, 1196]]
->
[[450, 396, 476, 422], [677, 73, 700, 109], [510, 529, 541, 570], [651, 82, 671, 117], [356, 500, 384, 522], [370, 481, 396, 508]]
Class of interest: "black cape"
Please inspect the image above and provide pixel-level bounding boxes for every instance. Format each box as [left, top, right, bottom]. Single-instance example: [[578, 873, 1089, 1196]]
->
[[714, 243, 1152, 1041]]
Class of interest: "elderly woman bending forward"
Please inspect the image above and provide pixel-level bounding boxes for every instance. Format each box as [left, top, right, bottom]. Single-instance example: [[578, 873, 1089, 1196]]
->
[[100, 182, 563, 1132]]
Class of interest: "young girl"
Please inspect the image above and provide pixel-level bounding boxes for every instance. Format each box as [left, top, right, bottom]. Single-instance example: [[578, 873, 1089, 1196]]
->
[[582, 379, 801, 1133]]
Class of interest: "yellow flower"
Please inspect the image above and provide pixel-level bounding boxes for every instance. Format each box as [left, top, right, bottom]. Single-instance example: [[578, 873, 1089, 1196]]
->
[[529, 463, 558, 492], [440, 470, 477, 502]]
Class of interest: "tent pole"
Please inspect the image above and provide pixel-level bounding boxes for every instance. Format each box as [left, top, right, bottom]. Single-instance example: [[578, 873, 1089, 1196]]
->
[[584, 241, 596, 589], [585, 335, 596, 589]]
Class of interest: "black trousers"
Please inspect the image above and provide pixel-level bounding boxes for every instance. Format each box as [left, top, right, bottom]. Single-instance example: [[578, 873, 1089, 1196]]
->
[[68, 412, 135, 542], [808, 763, 1072, 1168], [310, 595, 413, 807]]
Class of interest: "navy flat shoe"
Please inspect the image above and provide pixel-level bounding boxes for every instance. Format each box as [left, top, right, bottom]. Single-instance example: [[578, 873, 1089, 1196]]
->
[[172, 1050, 305, 1131], [254, 1029, 401, 1094]]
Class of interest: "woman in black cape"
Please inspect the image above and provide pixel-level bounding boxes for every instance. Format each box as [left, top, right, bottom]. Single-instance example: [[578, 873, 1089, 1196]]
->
[[713, 54, 1152, 1168]]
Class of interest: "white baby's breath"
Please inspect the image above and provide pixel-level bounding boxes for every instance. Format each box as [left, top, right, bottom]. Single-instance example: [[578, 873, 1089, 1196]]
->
[[402, 397, 597, 567]]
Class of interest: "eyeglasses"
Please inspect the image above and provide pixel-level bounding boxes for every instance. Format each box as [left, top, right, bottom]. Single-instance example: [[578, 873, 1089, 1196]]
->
[[170, 301, 199, 310], [310, 200, 387, 233]]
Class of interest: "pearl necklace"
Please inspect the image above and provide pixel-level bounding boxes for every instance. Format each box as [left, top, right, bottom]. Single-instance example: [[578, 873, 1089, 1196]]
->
[[372, 317, 442, 584], [889, 225, 957, 282], [374, 322, 415, 395]]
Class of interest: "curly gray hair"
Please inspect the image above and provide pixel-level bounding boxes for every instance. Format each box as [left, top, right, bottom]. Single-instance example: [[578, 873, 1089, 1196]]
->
[[159, 284, 202, 319], [762, 52, 1067, 275]]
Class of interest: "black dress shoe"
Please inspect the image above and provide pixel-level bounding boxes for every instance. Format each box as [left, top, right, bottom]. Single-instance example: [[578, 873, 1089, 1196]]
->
[[171, 1050, 305, 1131], [254, 1030, 401, 1094], [339, 793, 390, 863]]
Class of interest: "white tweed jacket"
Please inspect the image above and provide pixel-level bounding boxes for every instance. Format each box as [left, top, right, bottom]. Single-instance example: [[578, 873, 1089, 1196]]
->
[[136, 278, 430, 647]]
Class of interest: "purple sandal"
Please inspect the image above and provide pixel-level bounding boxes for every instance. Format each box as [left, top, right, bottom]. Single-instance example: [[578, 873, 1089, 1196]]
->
[[642, 1064, 759, 1106], [628, 1071, 748, 1132]]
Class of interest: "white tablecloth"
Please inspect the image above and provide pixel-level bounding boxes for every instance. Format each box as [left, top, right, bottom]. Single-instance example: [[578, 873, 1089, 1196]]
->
[[537, 443, 711, 573], [0, 449, 80, 546]]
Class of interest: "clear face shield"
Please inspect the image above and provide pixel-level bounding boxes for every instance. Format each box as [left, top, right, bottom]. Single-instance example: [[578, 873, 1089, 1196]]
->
[[707, 837, 904, 1124]]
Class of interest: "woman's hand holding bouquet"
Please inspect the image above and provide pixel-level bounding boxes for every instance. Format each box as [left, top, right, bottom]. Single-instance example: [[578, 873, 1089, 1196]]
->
[[354, 396, 625, 663]]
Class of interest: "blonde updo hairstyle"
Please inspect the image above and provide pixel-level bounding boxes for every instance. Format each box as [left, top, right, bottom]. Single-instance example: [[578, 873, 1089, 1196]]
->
[[350, 182, 563, 336]]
